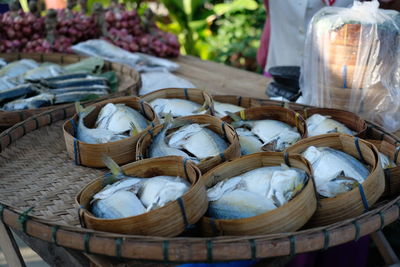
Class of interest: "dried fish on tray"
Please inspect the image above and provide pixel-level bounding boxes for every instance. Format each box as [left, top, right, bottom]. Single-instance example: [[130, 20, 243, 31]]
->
[[0, 57, 117, 111]]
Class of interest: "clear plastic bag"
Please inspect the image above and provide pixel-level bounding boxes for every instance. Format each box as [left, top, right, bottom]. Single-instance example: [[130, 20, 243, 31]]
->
[[300, 0, 400, 132], [139, 71, 195, 96]]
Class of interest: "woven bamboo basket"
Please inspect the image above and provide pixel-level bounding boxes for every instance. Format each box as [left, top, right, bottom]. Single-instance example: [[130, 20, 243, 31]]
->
[[63, 96, 158, 168], [76, 156, 208, 236], [286, 133, 385, 227], [295, 107, 367, 138], [222, 106, 308, 148], [367, 139, 400, 198], [1, 97, 400, 263], [136, 114, 240, 173], [0, 53, 141, 131], [140, 88, 214, 117], [201, 152, 317, 236]]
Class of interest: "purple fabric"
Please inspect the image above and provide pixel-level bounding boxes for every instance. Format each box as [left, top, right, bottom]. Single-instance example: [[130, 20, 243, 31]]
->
[[287, 236, 370, 267]]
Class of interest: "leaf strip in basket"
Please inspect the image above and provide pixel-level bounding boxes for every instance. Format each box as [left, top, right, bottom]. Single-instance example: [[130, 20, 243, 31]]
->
[[238, 96, 242, 106], [6, 131, 12, 146], [47, 111, 53, 124], [183, 158, 189, 179], [295, 112, 301, 130], [18, 207, 33, 234], [177, 197, 192, 230], [249, 239, 257, 260], [384, 169, 391, 195], [73, 138, 81, 166], [184, 88, 189, 100], [284, 152, 291, 167], [70, 119, 77, 136], [323, 229, 330, 250], [150, 121, 155, 127], [239, 110, 246, 120], [52, 225, 59, 246], [378, 211, 385, 230], [207, 240, 213, 262], [148, 129, 154, 138], [219, 152, 225, 161], [358, 184, 369, 212], [163, 240, 169, 262], [115, 237, 123, 260], [221, 122, 227, 140], [394, 146, 400, 164], [289, 236, 296, 257], [353, 221, 361, 241], [354, 137, 367, 164], [84, 233, 91, 254]]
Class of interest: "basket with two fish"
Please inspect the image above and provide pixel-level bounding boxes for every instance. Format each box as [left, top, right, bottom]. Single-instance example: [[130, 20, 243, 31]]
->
[[0, 94, 399, 263], [0, 53, 141, 131]]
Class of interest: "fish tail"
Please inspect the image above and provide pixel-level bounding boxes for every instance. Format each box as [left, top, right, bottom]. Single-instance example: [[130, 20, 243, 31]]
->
[[75, 102, 95, 118], [102, 155, 123, 178]]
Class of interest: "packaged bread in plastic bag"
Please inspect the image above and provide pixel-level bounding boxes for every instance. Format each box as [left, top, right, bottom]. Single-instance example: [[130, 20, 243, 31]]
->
[[300, 0, 400, 132]]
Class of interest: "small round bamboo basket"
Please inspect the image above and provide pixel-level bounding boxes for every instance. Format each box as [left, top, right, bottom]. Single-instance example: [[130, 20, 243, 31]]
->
[[0, 53, 141, 131], [76, 156, 208, 236], [367, 139, 400, 198], [296, 107, 367, 138], [286, 133, 385, 227], [63, 96, 158, 168], [136, 114, 241, 173], [140, 88, 214, 117], [221, 106, 308, 148], [200, 152, 317, 236]]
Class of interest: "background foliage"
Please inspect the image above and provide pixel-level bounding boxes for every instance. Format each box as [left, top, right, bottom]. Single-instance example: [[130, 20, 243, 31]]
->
[[14, 0, 266, 72]]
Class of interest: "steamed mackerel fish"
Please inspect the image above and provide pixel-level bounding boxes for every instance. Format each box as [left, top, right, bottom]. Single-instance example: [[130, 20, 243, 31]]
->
[[302, 146, 370, 198], [230, 114, 300, 153], [167, 123, 228, 159], [149, 98, 208, 118], [306, 114, 355, 137], [91, 158, 190, 219], [75, 102, 149, 144], [207, 165, 307, 219], [149, 118, 200, 163]]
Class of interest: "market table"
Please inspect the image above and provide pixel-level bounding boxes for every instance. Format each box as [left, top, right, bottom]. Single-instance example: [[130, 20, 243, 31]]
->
[[0, 55, 398, 267]]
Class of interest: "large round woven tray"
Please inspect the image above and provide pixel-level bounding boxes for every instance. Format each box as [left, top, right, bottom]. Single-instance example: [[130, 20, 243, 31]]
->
[[0, 96, 399, 263], [0, 53, 141, 131]]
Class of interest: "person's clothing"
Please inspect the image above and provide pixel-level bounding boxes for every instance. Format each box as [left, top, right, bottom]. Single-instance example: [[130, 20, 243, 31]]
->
[[257, 0, 354, 73]]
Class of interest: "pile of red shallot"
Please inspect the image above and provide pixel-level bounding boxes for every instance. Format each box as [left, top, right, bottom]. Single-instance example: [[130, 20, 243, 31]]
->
[[0, 5, 180, 57]]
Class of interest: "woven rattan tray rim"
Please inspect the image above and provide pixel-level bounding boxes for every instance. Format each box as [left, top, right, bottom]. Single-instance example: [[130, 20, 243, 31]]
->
[[0, 96, 399, 262]]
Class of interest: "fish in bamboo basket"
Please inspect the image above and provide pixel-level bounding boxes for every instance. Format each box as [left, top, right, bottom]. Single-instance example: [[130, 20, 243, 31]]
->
[[136, 114, 240, 173], [140, 88, 214, 118], [294, 107, 367, 138], [211, 95, 253, 118], [200, 152, 317, 236], [222, 106, 307, 154], [63, 96, 158, 167], [76, 156, 208, 236], [286, 133, 384, 227]]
